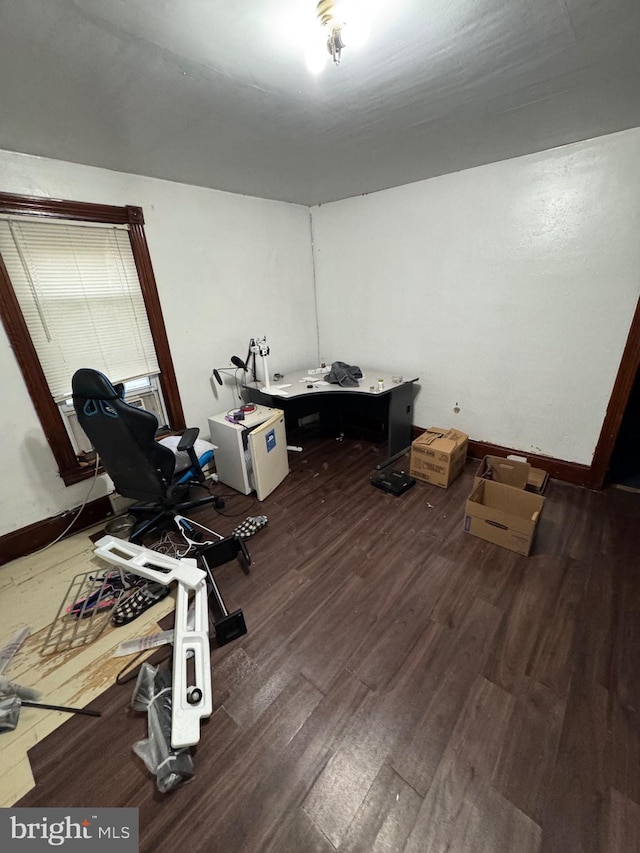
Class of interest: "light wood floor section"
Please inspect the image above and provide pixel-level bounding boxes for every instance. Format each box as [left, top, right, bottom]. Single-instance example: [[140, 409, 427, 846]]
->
[[0, 525, 174, 806]]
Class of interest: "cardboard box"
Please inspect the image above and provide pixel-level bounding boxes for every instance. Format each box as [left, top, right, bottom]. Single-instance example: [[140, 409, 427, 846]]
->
[[410, 427, 468, 488], [474, 455, 531, 491], [464, 479, 545, 556], [526, 466, 549, 494]]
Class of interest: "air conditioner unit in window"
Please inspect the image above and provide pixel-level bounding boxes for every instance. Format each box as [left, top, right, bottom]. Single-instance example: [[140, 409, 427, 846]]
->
[[126, 390, 164, 425], [61, 383, 168, 455]]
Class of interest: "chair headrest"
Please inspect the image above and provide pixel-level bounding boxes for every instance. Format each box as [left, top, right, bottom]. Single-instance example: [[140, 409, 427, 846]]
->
[[72, 368, 120, 400]]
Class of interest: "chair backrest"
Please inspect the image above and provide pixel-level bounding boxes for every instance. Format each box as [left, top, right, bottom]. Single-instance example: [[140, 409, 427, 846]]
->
[[72, 368, 176, 503]]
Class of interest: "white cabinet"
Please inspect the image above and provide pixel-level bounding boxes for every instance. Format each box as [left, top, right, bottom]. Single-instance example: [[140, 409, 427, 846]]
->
[[208, 405, 289, 500]]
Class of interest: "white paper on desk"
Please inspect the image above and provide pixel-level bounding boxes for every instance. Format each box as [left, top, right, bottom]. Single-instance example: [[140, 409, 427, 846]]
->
[[265, 386, 290, 396], [300, 377, 329, 385]]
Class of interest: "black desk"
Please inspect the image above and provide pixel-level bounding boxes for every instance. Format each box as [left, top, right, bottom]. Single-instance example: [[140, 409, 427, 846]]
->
[[242, 369, 418, 469]]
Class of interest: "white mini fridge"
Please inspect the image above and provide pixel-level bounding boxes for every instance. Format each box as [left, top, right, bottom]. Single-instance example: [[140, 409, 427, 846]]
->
[[208, 405, 289, 500]]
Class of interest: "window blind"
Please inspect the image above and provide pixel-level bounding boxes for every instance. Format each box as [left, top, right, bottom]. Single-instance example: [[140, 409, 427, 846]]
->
[[0, 218, 159, 401]]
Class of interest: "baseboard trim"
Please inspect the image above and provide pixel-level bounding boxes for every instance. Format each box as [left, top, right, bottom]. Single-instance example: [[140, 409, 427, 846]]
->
[[410, 427, 593, 488], [0, 495, 113, 566]]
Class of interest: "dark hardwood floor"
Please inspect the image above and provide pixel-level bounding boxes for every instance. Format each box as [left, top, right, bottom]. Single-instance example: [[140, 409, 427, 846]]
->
[[17, 437, 640, 852]]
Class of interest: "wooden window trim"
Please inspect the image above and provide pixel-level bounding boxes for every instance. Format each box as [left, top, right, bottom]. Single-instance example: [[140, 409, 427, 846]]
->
[[0, 192, 185, 486]]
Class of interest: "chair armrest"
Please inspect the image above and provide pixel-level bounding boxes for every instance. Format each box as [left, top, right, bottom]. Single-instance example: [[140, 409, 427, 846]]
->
[[177, 427, 199, 452], [178, 427, 203, 481]]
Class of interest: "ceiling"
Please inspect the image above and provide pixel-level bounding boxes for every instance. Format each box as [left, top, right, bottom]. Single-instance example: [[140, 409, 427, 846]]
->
[[0, 0, 639, 206]]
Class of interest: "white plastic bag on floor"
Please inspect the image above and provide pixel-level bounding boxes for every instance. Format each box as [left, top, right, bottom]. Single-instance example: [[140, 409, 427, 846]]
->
[[130, 662, 195, 793], [0, 695, 21, 733]]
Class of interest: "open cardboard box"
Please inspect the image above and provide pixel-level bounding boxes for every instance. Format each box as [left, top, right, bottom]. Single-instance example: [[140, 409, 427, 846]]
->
[[475, 453, 549, 495], [526, 466, 549, 494], [474, 455, 531, 491], [464, 479, 545, 556]]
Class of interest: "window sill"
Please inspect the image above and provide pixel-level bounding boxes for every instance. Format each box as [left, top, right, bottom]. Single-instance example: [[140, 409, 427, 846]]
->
[[61, 460, 105, 487]]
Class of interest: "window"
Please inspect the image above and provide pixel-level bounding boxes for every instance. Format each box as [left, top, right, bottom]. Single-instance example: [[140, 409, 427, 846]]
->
[[0, 217, 166, 454], [0, 193, 185, 485]]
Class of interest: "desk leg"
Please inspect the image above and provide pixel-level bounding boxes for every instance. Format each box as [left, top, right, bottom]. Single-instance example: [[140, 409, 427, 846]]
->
[[376, 383, 415, 470]]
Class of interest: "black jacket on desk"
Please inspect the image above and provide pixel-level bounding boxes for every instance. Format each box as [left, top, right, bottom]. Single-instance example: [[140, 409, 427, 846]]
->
[[324, 361, 363, 387]]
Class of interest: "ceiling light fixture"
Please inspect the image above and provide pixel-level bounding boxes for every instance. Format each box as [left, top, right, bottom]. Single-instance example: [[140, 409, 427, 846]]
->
[[317, 0, 346, 65], [306, 1, 371, 74]]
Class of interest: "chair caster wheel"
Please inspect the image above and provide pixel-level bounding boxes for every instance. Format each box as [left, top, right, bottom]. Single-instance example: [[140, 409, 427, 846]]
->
[[214, 497, 225, 510]]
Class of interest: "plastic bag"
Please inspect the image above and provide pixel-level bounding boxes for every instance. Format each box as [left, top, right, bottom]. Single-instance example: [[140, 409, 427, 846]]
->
[[0, 674, 41, 701], [130, 662, 194, 793], [0, 695, 22, 733]]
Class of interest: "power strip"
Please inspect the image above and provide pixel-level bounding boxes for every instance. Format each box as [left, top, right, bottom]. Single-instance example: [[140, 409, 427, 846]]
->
[[307, 367, 326, 375]]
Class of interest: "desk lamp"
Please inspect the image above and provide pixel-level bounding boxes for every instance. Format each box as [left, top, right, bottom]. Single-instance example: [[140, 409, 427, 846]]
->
[[250, 336, 272, 391]]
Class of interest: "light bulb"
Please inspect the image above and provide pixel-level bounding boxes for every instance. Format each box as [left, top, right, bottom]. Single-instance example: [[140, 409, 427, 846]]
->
[[306, 38, 328, 74], [339, 3, 371, 49], [332, 1, 371, 48], [340, 18, 370, 48], [306, 0, 372, 72]]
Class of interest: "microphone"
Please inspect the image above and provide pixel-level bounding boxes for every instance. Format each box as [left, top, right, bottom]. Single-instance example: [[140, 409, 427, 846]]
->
[[213, 356, 246, 386]]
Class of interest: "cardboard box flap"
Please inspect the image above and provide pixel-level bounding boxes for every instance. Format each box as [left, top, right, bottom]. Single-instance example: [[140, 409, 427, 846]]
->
[[415, 427, 467, 453], [469, 480, 484, 502], [421, 429, 446, 446]]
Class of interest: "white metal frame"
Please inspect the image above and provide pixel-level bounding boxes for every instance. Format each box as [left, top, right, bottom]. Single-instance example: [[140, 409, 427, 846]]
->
[[94, 535, 212, 748]]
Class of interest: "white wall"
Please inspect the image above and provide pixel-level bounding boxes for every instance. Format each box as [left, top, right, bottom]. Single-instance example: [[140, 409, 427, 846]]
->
[[0, 150, 316, 535], [2, 127, 640, 536], [311, 128, 640, 465]]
